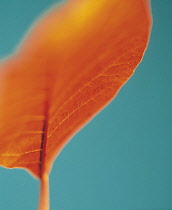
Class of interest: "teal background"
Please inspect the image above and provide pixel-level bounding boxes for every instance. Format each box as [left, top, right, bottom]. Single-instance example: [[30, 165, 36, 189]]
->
[[0, 0, 172, 209]]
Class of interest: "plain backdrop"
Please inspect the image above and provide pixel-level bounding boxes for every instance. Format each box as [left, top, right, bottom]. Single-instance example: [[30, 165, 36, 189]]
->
[[0, 0, 172, 209]]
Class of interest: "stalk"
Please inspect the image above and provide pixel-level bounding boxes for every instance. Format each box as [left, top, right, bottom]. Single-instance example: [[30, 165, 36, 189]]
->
[[39, 173, 50, 210]]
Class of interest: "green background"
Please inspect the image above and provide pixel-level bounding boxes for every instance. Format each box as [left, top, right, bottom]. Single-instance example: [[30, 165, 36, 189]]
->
[[0, 0, 171, 209]]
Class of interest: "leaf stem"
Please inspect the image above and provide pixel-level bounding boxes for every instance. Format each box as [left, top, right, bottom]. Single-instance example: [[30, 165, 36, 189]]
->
[[39, 173, 50, 210]]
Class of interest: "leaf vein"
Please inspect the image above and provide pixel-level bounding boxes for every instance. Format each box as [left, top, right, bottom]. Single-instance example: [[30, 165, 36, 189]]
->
[[0, 149, 42, 157]]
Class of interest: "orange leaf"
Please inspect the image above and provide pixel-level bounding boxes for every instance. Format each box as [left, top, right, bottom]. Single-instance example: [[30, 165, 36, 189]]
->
[[0, 0, 152, 209]]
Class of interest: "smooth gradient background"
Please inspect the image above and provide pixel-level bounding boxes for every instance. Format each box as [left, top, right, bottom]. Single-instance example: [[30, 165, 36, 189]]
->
[[0, 1, 171, 209]]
